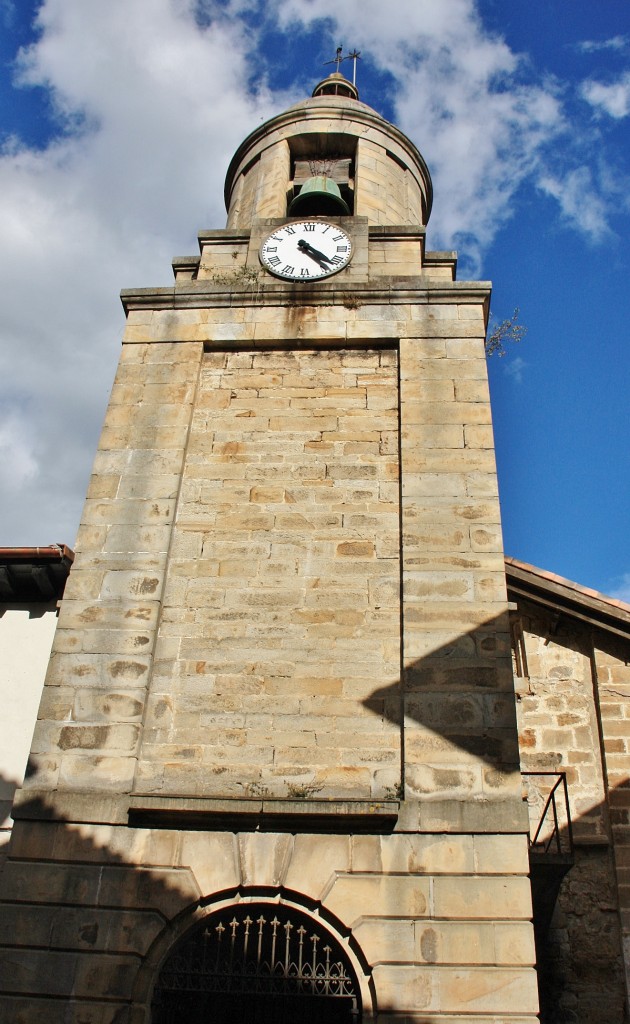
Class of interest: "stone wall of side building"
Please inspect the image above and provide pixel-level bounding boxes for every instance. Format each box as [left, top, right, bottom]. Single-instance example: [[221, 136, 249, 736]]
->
[[512, 595, 630, 1024]]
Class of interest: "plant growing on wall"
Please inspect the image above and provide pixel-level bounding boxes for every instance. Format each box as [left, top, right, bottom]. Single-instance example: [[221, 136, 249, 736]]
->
[[485, 307, 527, 357]]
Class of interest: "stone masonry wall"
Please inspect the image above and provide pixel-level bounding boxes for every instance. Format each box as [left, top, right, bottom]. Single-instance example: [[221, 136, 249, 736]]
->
[[136, 347, 401, 799], [0, 816, 537, 1023], [399, 333, 520, 801], [596, 639, 630, 1001], [3, 238, 538, 1023], [19, 271, 519, 807], [514, 602, 629, 1024], [355, 138, 415, 225], [23, 340, 204, 796]]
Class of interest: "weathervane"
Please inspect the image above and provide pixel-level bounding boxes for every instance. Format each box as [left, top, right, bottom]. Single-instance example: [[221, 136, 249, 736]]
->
[[324, 46, 362, 87]]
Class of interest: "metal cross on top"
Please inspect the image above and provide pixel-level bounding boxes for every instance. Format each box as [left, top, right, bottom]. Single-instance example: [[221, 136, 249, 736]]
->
[[324, 46, 362, 86], [324, 46, 344, 73]]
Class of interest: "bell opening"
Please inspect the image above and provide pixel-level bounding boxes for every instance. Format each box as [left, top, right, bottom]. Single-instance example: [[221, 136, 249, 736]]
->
[[289, 175, 351, 218]]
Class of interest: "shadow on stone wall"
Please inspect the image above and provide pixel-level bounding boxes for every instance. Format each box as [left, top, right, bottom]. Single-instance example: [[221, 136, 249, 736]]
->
[[1, 766, 379, 1024], [509, 600, 629, 1024], [362, 613, 520, 795], [0, 772, 197, 1022], [2, 782, 628, 1024], [361, 608, 628, 1024], [533, 832, 627, 1024], [1, 597, 628, 1024]]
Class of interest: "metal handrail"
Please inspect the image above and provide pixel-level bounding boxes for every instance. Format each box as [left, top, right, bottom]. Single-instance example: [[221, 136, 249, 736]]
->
[[522, 771, 574, 857]]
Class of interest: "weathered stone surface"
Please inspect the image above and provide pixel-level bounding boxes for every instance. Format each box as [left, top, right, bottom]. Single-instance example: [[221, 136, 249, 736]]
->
[[432, 876, 533, 919], [135, 347, 402, 799], [284, 834, 351, 898], [180, 832, 240, 894], [0, 90, 546, 1024], [323, 874, 431, 925], [238, 833, 294, 887]]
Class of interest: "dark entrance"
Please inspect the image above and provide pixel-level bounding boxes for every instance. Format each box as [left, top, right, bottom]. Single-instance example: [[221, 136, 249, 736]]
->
[[151, 901, 361, 1024]]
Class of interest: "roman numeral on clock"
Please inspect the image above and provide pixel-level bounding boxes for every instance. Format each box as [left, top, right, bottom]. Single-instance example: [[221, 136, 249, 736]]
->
[[282, 265, 295, 275], [303, 223, 316, 231], [267, 255, 281, 267]]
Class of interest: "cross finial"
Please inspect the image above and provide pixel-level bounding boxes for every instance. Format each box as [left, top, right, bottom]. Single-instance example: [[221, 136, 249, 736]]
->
[[323, 46, 362, 86], [324, 46, 344, 74]]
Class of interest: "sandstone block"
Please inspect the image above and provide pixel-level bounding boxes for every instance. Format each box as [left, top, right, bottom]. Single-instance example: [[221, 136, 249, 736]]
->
[[437, 967, 538, 1014], [473, 835, 530, 874], [58, 755, 136, 791], [433, 876, 533, 919], [0, 948, 77, 998], [238, 833, 293, 887], [371, 964, 435, 1012], [179, 832, 240, 894], [104, 525, 172, 554], [464, 424, 495, 449], [380, 834, 475, 874], [323, 874, 430, 925]]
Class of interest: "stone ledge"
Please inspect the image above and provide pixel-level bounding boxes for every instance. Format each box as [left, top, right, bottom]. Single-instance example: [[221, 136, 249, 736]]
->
[[11, 790, 530, 834], [11, 788, 129, 825], [127, 795, 399, 833], [120, 280, 491, 313], [368, 225, 426, 242], [397, 797, 531, 834]]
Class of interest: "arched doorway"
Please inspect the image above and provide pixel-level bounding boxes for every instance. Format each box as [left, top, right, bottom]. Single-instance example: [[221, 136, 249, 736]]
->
[[151, 900, 361, 1024]]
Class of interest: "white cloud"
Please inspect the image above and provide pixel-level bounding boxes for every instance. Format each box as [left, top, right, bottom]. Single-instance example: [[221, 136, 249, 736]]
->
[[581, 73, 630, 119], [503, 356, 527, 385], [275, 0, 567, 267], [0, 0, 283, 544], [576, 35, 629, 54], [0, 410, 38, 491], [537, 166, 613, 241], [608, 573, 630, 605], [0, 0, 627, 545]]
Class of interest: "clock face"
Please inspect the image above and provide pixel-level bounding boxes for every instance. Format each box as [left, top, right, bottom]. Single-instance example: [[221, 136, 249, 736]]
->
[[259, 221, 352, 281]]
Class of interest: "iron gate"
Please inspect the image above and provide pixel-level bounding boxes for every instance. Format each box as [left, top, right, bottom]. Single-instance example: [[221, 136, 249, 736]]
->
[[151, 901, 361, 1024]]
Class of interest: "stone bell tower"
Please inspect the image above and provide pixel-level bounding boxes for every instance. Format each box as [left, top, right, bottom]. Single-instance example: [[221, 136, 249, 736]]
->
[[0, 73, 539, 1024]]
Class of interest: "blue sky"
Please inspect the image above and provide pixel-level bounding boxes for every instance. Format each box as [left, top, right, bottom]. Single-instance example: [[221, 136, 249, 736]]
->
[[0, 0, 629, 599]]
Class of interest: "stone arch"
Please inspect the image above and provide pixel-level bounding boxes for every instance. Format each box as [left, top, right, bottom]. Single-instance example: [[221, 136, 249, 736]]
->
[[133, 887, 376, 1024]]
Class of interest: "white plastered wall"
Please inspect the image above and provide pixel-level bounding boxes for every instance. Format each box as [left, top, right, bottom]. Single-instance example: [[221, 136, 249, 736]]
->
[[0, 606, 58, 844]]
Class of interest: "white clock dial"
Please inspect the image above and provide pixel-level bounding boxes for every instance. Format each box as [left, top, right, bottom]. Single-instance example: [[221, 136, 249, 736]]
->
[[259, 221, 352, 281]]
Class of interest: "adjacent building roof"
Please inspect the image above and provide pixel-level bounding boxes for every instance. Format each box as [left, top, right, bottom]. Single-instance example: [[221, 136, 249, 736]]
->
[[1, 543, 627, 639], [0, 545, 74, 603], [505, 556, 630, 640]]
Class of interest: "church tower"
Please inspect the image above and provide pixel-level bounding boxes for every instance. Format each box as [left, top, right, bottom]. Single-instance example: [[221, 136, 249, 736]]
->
[[0, 74, 539, 1023]]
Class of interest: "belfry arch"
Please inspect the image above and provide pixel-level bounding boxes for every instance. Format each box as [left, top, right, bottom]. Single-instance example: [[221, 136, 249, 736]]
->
[[149, 895, 368, 1024]]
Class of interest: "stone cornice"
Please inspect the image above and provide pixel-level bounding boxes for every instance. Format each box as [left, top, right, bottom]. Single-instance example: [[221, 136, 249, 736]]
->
[[121, 279, 492, 314]]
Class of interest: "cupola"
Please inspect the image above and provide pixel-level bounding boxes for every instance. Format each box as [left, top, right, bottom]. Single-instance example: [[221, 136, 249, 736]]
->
[[311, 71, 359, 101], [224, 76, 432, 229]]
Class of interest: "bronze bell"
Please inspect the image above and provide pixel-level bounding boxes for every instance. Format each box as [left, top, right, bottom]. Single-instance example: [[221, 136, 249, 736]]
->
[[288, 175, 350, 217]]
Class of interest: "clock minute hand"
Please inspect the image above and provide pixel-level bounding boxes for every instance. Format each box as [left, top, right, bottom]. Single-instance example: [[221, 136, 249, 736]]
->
[[297, 239, 333, 265]]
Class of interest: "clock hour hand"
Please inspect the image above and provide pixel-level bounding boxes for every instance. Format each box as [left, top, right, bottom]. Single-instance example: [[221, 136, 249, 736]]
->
[[297, 239, 333, 265]]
